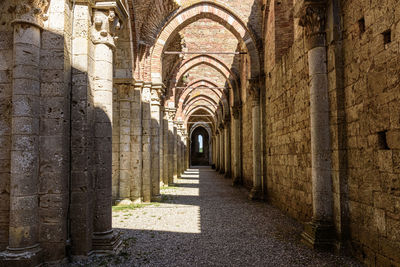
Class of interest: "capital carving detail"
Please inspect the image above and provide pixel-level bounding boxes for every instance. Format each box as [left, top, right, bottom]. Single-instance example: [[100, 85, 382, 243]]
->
[[92, 8, 121, 48], [298, 1, 327, 49], [167, 109, 176, 121], [232, 106, 241, 119], [13, 0, 50, 28], [248, 79, 260, 104]]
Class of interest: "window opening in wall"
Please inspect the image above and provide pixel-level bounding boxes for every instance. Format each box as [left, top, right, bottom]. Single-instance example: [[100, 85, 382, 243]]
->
[[383, 29, 391, 45], [358, 17, 365, 36], [198, 134, 203, 153], [378, 130, 390, 150]]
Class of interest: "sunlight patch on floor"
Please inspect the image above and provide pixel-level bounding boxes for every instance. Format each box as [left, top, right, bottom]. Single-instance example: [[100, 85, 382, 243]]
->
[[112, 169, 201, 234]]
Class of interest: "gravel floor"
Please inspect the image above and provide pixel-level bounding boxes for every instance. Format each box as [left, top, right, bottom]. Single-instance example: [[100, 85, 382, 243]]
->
[[66, 167, 363, 267]]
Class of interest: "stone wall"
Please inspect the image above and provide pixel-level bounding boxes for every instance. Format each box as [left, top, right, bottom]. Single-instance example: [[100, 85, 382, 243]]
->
[[262, 0, 400, 265], [335, 0, 400, 264]]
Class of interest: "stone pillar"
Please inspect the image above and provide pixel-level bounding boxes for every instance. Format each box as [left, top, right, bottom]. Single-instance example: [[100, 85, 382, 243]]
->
[[248, 81, 262, 200], [232, 106, 242, 185], [224, 118, 231, 178], [162, 109, 169, 186], [166, 108, 176, 184], [150, 84, 164, 201], [131, 81, 143, 203], [183, 131, 188, 170], [298, 0, 334, 249], [215, 131, 220, 171], [219, 125, 225, 174], [91, 3, 126, 253], [1, 1, 48, 264], [118, 84, 131, 204], [141, 82, 152, 202], [173, 122, 178, 182], [159, 107, 165, 187]]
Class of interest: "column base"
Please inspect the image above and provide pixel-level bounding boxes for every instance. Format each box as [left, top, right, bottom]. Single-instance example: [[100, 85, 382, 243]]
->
[[0, 244, 42, 267], [115, 199, 133, 206], [232, 176, 242, 186], [301, 220, 335, 251], [92, 230, 122, 255], [151, 194, 162, 202], [248, 186, 262, 200]]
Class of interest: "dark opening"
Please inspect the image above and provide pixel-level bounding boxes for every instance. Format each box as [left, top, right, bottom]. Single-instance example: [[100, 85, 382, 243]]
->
[[378, 131, 390, 150], [358, 17, 365, 36], [383, 30, 391, 45], [191, 127, 210, 166]]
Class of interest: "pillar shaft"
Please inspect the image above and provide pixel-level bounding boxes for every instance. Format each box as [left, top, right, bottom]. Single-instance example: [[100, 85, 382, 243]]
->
[[167, 109, 176, 184], [8, 19, 42, 257], [159, 108, 164, 187], [215, 133, 220, 171], [131, 82, 143, 202], [219, 128, 224, 174], [119, 88, 131, 201], [224, 122, 231, 178], [163, 112, 169, 185], [91, 5, 123, 252], [141, 83, 152, 202], [298, 1, 334, 250], [150, 86, 163, 201], [173, 124, 178, 182], [249, 82, 262, 200], [232, 107, 241, 185]]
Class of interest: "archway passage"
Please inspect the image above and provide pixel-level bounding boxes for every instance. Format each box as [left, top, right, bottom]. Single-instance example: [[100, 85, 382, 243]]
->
[[191, 126, 210, 166]]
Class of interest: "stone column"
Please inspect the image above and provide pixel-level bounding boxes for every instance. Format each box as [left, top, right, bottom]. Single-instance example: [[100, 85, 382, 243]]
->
[[150, 84, 164, 201], [162, 109, 169, 186], [1, 1, 48, 264], [159, 106, 165, 187], [232, 106, 242, 185], [131, 81, 143, 203], [166, 108, 176, 184], [141, 82, 152, 202], [215, 131, 220, 171], [183, 131, 189, 170], [219, 125, 225, 174], [248, 80, 262, 200], [91, 3, 126, 253], [298, 0, 334, 249], [118, 84, 131, 204], [224, 118, 231, 178], [173, 122, 178, 182]]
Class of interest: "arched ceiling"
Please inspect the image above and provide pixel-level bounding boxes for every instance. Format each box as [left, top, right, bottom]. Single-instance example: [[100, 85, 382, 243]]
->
[[130, 0, 263, 133]]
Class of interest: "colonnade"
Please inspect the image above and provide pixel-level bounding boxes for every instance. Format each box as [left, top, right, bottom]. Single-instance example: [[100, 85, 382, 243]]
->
[[112, 84, 188, 204]]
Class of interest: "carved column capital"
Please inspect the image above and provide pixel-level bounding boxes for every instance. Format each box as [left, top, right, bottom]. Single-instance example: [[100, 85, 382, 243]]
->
[[91, 1, 128, 48], [297, 0, 327, 49], [166, 108, 177, 121], [12, 0, 50, 28], [151, 83, 165, 105], [232, 105, 241, 119], [248, 78, 260, 105]]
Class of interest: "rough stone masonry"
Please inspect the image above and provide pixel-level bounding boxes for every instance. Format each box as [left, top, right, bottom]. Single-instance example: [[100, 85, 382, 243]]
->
[[0, 0, 399, 266]]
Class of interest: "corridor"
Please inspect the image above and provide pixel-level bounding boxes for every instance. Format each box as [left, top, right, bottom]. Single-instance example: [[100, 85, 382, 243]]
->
[[70, 167, 361, 267]]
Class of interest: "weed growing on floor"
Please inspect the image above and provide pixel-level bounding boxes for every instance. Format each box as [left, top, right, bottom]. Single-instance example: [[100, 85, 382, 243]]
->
[[112, 203, 152, 212]]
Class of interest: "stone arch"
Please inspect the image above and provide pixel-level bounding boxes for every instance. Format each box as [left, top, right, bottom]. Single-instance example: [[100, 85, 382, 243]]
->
[[184, 106, 217, 127], [172, 60, 237, 105], [183, 95, 218, 116], [172, 55, 239, 94], [150, 1, 260, 83]]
